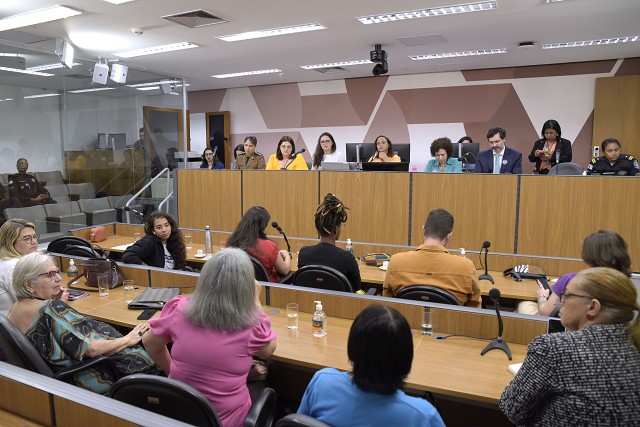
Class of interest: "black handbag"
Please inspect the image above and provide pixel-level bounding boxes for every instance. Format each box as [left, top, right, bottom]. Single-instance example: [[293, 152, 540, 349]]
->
[[503, 264, 547, 281]]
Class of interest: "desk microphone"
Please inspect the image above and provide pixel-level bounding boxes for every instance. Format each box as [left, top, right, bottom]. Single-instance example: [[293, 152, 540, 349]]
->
[[271, 221, 291, 253], [462, 152, 476, 163], [123, 206, 144, 222], [211, 145, 218, 158], [368, 150, 379, 162], [478, 241, 494, 284], [290, 148, 305, 159], [481, 288, 512, 360]]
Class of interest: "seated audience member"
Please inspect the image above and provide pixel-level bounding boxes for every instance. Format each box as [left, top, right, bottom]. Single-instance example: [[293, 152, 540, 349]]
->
[[236, 136, 266, 170], [528, 119, 572, 174], [457, 136, 473, 144], [383, 209, 480, 307], [266, 136, 308, 170], [0, 219, 39, 316], [0, 183, 21, 214], [298, 304, 445, 427], [519, 230, 632, 316], [368, 135, 401, 162], [424, 137, 462, 173], [226, 206, 291, 282], [231, 143, 244, 170], [298, 194, 361, 291], [475, 127, 522, 174], [144, 248, 276, 427], [7, 253, 160, 394], [200, 147, 224, 169], [8, 158, 56, 206], [312, 132, 345, 170], [587, 137, 640, 176], [123, 212, 186, 270], [500, 267, 640, 426]]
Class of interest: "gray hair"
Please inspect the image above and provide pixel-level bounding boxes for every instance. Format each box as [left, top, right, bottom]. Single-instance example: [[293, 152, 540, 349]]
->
[[13, 252, 52, 300], [183, 248, 260, 330]]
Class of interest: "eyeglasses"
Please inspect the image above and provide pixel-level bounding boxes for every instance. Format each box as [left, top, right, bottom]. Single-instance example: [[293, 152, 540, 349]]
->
[[560, 292, 593, 303], [38, 268, 61, 280], [19, 233, 39, 244], [320, 140, 332, 144]]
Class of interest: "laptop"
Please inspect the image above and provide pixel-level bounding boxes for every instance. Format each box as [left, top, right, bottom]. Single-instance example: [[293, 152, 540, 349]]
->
[[322, 162, 351, 171]]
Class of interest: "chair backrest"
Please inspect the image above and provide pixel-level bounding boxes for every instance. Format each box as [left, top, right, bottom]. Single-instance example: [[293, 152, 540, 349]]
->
[[45, 183, 70, 197], [62, 245, 103, 258], [47, 236, 93, 254], [3, 205, 48, 235], [249, 255, 270, 282], [35, 171, 65, 185], [43, 201, 83, 217], [78, 197, 111, 212], [108, 194, 134, 209], [291, 265, 354, 293], [548, 162, 584, 176], [276, 414, 332, 427], [395, 285, 460, 305], [66, 182, 96, 199], [245, 387, 277, 427], [0, 173, 7, 186], [0, 314, 55, 377], [109, 374, 222, 427]]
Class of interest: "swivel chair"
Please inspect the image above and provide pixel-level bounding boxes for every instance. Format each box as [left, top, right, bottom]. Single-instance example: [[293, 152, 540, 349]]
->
[[395, 285, 459, 305], [291, 265, 354, 293], [276, 414, 331, 427]]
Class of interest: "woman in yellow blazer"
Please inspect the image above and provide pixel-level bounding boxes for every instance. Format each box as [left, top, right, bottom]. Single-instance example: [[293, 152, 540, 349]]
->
[[266, 136, 309, 170]]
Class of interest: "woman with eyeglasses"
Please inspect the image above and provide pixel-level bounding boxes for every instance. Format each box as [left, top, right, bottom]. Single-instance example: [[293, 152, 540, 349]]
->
[[500, 267, 640, 426], [6, 252, 161, 394], [200, 147, 224, 170], [311, 132, 345, 170], [265, 136, 309, 170], [0, 219, 41, 316]]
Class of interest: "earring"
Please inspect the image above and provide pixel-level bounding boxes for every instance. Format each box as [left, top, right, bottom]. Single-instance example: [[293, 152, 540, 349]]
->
[[586, 314, 594, 321]]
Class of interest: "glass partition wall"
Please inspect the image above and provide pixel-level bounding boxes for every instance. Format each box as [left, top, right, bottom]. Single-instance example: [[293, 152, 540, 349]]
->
[[0, 42, 186, 239]]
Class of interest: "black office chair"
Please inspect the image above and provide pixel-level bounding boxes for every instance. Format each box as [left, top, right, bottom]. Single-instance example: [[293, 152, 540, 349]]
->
[[249, 255, 270, 282], [395, 285, 460, 305], [47, 236, 93, 253], [548, 162, 584, 175], [0, 314, 119, 384], [109, 374, 277, 427], [291, 265, 354, 293], [276, 413, 331, 427], [62, 245, 103, 258]]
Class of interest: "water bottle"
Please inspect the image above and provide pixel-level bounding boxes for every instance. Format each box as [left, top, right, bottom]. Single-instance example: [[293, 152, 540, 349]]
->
[[346, 238, 353, 255], [67, 259, 78, 277], [555, 149, 560, 164], [205, 225, 212, 253], [460, 248, 466, 258], [312, 300, 327, 337]]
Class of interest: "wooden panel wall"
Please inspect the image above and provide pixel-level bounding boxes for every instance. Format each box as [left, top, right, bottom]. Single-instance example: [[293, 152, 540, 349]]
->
[[0, 376, 53, 426]]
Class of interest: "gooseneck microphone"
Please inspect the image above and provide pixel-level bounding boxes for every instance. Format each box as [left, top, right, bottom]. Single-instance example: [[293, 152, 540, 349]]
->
[[271, 221, 291, 253], [211, 145, 218, 158], [123, 206, 144, 222], [283, 149, 306, 170], [368, 150, 379, 162], [481, 288, 512, 360], [478, 240, 494, 284]]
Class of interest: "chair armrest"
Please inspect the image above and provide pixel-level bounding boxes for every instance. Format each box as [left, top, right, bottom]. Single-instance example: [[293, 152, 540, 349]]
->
[[366, 288, 377, 295], [69, 194, 79, 201], [46, 216, 60, 222], [53, 355, 121, 384], [278, 272, 293, 284], [244, 387, 276, 427]]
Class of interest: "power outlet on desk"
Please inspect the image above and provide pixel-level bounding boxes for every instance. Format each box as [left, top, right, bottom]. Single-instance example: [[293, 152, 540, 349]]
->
[[593, 146, 600, 158]]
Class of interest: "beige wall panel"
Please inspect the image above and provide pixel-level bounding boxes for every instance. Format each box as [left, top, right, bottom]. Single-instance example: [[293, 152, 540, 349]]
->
[[149, 270, 198, 289], [594, 75, 640, 156], [0, 377, 52, 426], [53, 397, 138, 427]]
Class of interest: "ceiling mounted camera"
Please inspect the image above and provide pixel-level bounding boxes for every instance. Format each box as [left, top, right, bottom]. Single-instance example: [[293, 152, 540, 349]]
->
[[370, 44, 388, 76]]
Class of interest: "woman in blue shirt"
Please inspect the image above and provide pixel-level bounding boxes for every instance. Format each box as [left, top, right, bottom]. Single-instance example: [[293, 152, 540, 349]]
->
[[424, 137, 462, 173], [200, 147, 224, 169]]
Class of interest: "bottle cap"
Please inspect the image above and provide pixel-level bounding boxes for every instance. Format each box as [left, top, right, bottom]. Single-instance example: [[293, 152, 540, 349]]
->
[[205, 225, 210, 230], [460, 248, 466, 256], [314, 300, 322, 311], [69, 259, 75, 265], [347, 239, 352, 244]]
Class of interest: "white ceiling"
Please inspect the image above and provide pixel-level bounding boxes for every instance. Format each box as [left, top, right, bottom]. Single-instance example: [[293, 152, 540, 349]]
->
[[1, 0, 639, 92]]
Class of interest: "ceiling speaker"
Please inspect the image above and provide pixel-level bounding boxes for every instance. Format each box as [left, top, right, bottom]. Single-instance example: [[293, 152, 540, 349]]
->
[[92, 63, 109, 84]]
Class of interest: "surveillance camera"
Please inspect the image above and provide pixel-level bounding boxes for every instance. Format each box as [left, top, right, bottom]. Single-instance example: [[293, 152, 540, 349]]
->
[[131, 28, 144, 36], [372, 61, 388, 76]]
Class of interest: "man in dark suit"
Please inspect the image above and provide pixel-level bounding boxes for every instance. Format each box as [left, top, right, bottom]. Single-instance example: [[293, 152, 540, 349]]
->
[[475, 127, 522, 174]]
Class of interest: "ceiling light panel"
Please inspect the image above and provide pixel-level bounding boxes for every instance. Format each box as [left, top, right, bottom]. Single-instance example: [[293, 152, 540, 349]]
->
[[0, 66, 54, 76], [410, 48, 507, 60], [217, 23, 325, 42], [24, 93, 61, 99], [301, 60, 372, 69], [358, 1, 496, 24], [212, 69, 282, 79], [113, 42, 199, 58], [542, 35, 639, 49], [27, 62, 81, 71], [102, 0, 136, 4], [0, 5, 82, 32], [69, 87, 116, 93]]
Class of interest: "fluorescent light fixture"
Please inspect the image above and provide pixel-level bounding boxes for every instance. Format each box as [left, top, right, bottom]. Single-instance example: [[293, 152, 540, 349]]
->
[[0, 66, 54, 76], [358, 1, 496, 24], [0, 5, 82, 32], [24, 93, 61, 99], [127, 80, 188, 88], [27, 62, 81, 71], [69, 87, 116, 93], [301, 59, 373, 69], [546, 0, 564, 3], [542, 35, 639, 49], [135, 86, 159, 91], [217, 23, 325, 42], [0, 98, 14, 102], [212, 69, 282, 79], [410, 48, 507, 60], [102, 0, 136, 4], [113, 42, 198, 58]]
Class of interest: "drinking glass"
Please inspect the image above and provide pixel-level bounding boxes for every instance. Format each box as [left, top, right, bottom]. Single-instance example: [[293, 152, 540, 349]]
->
[[421, 306, 433, 336], [287, 303, 299, 330], [97, 273, 109, 297]]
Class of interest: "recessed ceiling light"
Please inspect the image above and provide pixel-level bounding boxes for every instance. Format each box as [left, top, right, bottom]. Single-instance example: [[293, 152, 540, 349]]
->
[[410, 48, 507, 60], [358, 1, 496, 25], [301, 60, 373, 69], [113, 42, 199, 58], [69, 87, 117, 93], [0, 66, 54, 76], [102, 0, 136, 4], [217, 23, 325, 42], [542, 35, 639, 49], [0, 5, 82, 32], [27, 62, 81, 72], [24, 93, 61, 99], [212, 69, 282, 79]]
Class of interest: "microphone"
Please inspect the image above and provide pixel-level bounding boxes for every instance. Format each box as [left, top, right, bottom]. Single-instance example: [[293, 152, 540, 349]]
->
[[123, 206, 144, 222], [481, 288, 512, 360], [211, 146, 218, 158], [271, 221, 291, 253], [368, 150, 379, 162], [478, 241, 494, 284], [462, 151, 476, 163], [290, 148, 306, 159]]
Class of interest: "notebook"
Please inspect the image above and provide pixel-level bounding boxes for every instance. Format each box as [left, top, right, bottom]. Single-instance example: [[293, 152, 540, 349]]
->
[[128, 287, 180, 310]]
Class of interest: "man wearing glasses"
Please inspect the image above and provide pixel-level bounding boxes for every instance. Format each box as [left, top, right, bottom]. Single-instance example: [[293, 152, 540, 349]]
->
[[475, 127, 522, 174]]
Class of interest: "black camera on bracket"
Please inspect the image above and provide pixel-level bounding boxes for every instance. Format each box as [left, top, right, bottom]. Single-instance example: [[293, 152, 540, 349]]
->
[[370, 44, 388, 76]]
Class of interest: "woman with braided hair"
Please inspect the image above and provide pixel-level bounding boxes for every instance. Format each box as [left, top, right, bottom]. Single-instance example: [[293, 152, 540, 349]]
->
[[298, 194, 361, 292]]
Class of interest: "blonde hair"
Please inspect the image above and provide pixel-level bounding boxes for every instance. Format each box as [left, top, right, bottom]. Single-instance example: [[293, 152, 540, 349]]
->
[[574, 267, 640, 349], [0, 219, 36, 259]]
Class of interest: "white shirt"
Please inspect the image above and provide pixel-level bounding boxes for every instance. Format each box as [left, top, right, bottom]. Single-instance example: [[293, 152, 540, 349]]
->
[[0, 258, 19, 316], [162, 243, 175, 270]]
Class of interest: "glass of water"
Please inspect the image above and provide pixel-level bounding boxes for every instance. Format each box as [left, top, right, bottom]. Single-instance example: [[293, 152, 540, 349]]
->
[[184, 234, 192, 251], [421, 306, 433, 336], [123, 280, 136, 305], [286, 303, 299, 330]]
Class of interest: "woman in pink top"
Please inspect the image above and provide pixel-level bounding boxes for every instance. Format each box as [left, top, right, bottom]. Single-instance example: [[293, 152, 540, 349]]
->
[[143, 248, 277, 427]]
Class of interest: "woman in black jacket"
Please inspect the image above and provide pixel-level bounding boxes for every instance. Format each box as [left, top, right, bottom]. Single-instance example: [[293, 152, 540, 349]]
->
[[123, 212, 186, 270], [528, 119, 572, 174]]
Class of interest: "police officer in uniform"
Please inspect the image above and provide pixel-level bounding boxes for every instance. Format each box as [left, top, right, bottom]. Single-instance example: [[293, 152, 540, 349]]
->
[[587, 138, 640, 176], [8, 158, 57, 206], [235, 135, 266, 170]]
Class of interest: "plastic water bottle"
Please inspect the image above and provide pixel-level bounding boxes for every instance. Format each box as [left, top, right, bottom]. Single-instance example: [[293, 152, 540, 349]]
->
[[460, 248, 466, 258], [312, 300, 327, 337], [346, 238, 353, 255], [205, 225, 212, 253], [67, 259, 78, 277]]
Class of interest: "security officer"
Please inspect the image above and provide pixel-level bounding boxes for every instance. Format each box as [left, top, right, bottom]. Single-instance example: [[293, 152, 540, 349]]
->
[[8, 158, 57, 206], [235, 135, 266, 170], [586, 138, 640, 176]]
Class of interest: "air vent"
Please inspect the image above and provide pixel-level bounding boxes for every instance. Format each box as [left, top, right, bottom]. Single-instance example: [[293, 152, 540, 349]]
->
[[162, 9, 228, 28], [313, 66, 347, 74]]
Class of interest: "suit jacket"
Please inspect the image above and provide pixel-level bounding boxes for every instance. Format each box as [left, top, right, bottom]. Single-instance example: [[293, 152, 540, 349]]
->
[[475, 147, 522, 174]]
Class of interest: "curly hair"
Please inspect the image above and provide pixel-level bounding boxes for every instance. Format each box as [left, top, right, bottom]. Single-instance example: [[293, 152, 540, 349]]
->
[[430, 137, 453, 158], [144, 212, 187, 270], [314, 193, 349, 237]]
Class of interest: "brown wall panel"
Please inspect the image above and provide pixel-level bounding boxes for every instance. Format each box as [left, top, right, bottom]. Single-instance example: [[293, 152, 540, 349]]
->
[[0, 377, 52, 426]]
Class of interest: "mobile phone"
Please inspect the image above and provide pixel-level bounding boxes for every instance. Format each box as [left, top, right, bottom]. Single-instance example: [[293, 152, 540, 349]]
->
[[137, 308, 157, 320], [536, 278, 551, 293], [67, 290, 89, 301]]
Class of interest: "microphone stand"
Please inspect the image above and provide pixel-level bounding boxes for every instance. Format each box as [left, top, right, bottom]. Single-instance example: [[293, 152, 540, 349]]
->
[[481, 298, 512, 360], [478, 246, 494, 283]]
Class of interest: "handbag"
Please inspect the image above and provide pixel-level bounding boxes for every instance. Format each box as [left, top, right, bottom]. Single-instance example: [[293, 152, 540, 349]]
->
[[68, 257, 126, 291], [90, 226, 108, 243], [503, 264, 547, 281], [362, 253, 391, 266]]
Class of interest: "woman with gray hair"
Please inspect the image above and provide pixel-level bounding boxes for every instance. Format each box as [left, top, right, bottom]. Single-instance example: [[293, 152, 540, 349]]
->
[[7, 252, 160, 394], [143, 247, 276, 427]]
